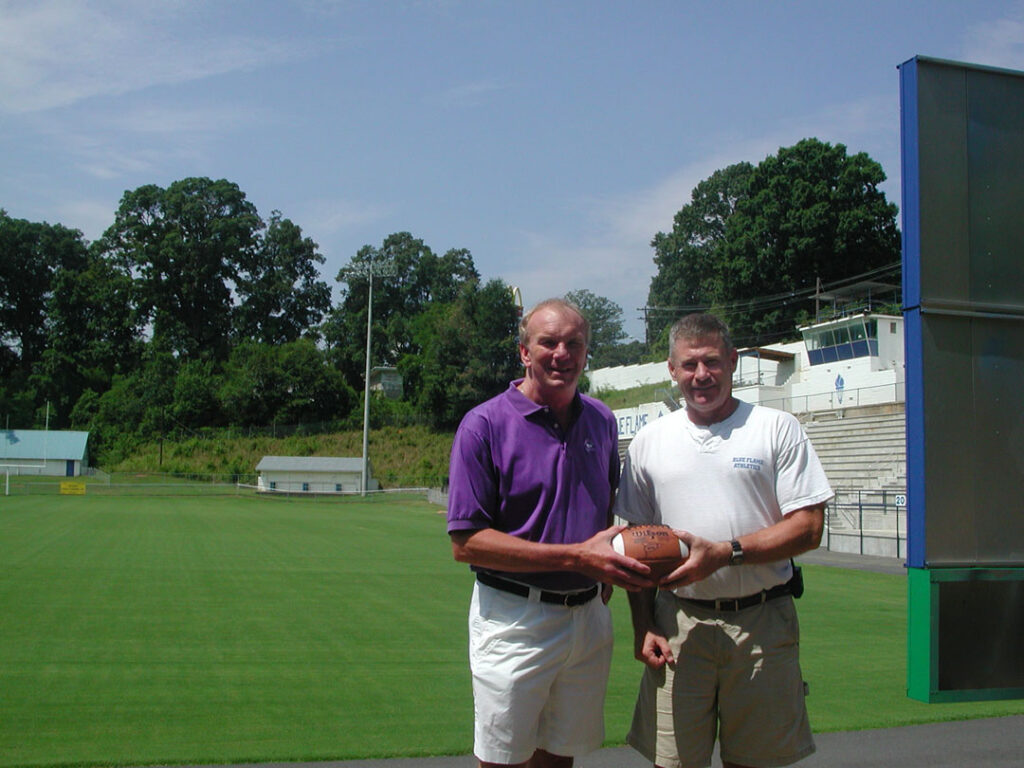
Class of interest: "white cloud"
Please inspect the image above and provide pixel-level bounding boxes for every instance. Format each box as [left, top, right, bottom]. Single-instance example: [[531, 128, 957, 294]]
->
[[504, 93, 900, 339], [301, 197, 392, 236], [74, 151, 163, 181], [55, 197, 119, 242], [102, 102, 272, 136], [46, 123, 190, 182], [0, 0, 310, 114], [962, 11, 1024, 70], [22, 98, 277, 182]]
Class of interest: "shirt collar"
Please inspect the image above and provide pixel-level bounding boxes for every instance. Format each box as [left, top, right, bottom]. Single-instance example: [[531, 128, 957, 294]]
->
[[506, 379, 583, 422]]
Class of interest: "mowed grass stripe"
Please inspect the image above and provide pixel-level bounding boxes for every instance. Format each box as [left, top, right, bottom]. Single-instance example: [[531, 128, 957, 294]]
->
[[2, 494, 1022, 768], [1, 494, 472, 767]]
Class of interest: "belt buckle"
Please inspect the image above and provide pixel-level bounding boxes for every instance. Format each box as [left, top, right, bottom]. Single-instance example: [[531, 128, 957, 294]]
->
[[562, 586, 595, 606], [715, 597, 737, 611], [541, 588, 578, 606]]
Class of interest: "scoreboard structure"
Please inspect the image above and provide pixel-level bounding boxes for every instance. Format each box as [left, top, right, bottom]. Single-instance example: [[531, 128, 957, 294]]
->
[[900, 56, 1024, 702]]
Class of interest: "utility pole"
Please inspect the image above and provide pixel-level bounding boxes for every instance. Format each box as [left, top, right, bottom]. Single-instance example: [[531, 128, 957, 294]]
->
[[346, 251, 395, 496]]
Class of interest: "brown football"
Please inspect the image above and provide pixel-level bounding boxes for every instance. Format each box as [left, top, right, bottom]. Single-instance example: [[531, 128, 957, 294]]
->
[[612, 525, 688, 579]]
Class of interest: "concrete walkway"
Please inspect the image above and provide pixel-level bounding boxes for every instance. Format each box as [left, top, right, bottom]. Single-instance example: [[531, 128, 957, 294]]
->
[[796, 546, 908, 575], [192, 715, 1024, 768]]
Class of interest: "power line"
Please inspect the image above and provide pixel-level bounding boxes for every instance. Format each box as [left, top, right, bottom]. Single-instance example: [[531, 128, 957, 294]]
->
[[639, 261, 902, 324]]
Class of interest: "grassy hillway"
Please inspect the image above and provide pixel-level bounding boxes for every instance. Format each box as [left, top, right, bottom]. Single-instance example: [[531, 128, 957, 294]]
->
[[99, 385, 656, 485], [105, 424, 456, 487]]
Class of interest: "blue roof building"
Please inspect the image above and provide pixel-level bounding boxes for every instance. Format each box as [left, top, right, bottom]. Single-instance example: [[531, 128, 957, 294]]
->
[[0, 430, 90, 476]]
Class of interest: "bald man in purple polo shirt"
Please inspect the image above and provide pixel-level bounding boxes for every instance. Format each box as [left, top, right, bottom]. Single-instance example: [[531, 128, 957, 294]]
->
[[448, 298, 655, 768]]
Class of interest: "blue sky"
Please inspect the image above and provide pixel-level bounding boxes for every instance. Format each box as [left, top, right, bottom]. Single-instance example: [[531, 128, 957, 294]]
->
[[3, 1, 1024, 340]]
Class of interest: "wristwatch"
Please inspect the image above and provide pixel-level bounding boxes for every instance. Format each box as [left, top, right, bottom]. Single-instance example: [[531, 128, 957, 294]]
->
[[729, 539, 744, 566]]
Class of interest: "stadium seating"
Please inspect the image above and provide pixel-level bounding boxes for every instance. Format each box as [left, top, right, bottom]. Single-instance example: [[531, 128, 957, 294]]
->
[[801, 407, 906, 492]]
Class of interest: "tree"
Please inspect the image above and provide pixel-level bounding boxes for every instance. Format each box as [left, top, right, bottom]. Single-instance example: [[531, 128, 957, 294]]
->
[[326, 233, 480, 389], [273, 340, 355, 425], [647, 138, 901, 347], [0, 212, 123, 427], [218, 340, 355, 427], [0, 212, 70, 381], [563, 289, 629, 368], [170, 359, 224, 429], [95, 178, 262, 361], [722, 139, 900, 344], [646, 162, 754, 343], [234, 211, 331, 345], [590, 339, 650, 369], [433, 248, 479, 302], [35, 246, 141, 428], [85, 340, 178, 460], [400, 279, 521, 429], [36, 259, 141, 430]]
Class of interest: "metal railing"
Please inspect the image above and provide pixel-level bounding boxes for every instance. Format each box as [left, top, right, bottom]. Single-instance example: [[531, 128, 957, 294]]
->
[[751, 381, 906, 415], [824, 487, 907, 560]]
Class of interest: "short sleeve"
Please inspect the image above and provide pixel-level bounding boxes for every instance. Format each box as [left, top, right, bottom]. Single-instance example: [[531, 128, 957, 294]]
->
[[613, 439, 657, 525], [446, 415, 498, 533], [774, 417, 834, 515]]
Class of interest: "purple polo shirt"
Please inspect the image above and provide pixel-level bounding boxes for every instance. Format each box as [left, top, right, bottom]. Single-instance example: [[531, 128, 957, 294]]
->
[[447, 380, 620, 591]]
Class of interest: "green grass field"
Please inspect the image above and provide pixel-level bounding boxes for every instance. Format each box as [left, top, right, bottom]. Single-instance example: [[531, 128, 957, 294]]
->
[[1, 494, 1022, 768]]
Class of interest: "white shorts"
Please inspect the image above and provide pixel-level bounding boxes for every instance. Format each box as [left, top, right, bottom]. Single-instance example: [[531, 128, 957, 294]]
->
[[469, 580, 614, 765]]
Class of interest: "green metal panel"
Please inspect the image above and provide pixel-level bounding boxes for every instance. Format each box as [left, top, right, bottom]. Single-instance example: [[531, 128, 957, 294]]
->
[[906, 568, 936, 701], [907, 567, 1024, 703]]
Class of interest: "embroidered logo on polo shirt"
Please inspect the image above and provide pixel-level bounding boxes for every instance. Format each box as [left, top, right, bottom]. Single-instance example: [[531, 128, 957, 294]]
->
[[584, 439, 595, 453], [732, 456, 764, 471]]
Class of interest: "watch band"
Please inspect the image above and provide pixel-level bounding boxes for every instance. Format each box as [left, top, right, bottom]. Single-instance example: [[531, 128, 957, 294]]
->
[[729, 539, 744, 566]]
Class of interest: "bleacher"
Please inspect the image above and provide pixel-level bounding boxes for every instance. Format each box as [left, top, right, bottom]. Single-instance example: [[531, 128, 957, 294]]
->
[[801, 406, 907, 492], [801, 406, 907, 554]]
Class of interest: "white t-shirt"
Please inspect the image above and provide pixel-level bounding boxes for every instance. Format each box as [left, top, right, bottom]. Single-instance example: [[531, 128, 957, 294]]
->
[[614, 400, 834, 600]]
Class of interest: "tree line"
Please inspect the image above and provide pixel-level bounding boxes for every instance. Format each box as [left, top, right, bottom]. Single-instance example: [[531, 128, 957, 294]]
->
[[646, 137, 901, 347], [0, 178, 537, 461], [1, 138, 901, 462]]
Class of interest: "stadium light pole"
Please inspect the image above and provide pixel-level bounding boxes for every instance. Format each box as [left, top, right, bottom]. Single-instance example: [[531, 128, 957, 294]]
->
[[348, 252, 394, 496]]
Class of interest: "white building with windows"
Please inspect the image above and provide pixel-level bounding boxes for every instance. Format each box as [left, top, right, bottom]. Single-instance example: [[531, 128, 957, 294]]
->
[[609, 312, 905, 442], [255, 456, 378, 494], [735, 313, 905, 413]]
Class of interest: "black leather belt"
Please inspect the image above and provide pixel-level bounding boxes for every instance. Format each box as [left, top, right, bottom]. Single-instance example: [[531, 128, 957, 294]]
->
[[477, 571, 599, 606], [678, 582, 792, 612]]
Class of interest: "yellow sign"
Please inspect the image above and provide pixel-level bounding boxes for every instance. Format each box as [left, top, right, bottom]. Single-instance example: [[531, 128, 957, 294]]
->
[[60, 481, 87, 495]]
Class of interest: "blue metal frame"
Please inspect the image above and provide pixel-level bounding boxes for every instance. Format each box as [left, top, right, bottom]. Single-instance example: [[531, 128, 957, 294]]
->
[[899, 57, 927, 569]]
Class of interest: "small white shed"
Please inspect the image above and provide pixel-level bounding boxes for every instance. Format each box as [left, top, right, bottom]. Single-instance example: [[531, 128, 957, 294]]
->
[[255, 456, 377, 494]]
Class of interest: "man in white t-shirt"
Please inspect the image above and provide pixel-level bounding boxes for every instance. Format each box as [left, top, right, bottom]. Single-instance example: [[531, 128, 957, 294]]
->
[[615, 313, 833, 768]]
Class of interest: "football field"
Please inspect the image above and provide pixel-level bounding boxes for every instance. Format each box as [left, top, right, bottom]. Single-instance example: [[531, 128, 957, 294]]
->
[[1, 493, 1021, 768]]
